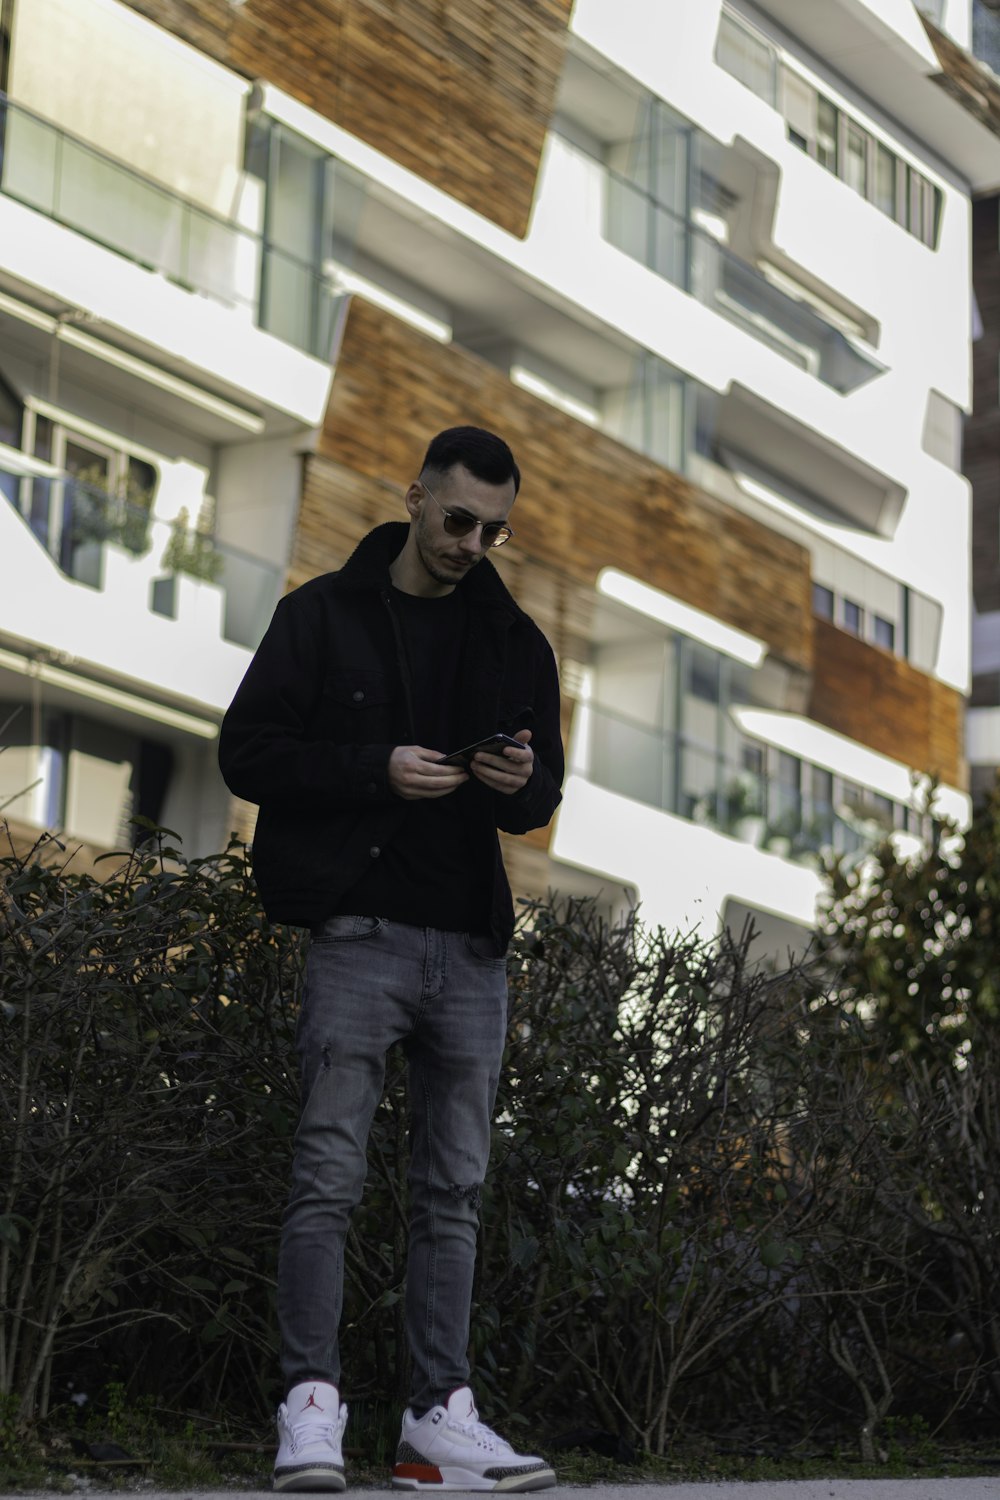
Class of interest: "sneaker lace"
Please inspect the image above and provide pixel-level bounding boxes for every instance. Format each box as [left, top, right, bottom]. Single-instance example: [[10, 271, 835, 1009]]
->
[[446, 1414, 514, 1455], [288, 1406, 348, 1453]]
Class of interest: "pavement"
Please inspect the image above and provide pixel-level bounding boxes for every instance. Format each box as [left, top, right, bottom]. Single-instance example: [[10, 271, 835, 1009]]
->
[[14, 1482, 1000, 1499]]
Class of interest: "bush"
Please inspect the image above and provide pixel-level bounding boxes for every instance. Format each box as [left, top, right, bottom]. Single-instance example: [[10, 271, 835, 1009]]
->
[[0, 826, 301, 1424], [2, 821, 999, 1459]]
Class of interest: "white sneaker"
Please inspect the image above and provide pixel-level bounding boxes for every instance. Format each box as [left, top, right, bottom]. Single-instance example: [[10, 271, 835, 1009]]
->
[[273, 1381, 348, 1492], [391, 1386, 555, 1492]]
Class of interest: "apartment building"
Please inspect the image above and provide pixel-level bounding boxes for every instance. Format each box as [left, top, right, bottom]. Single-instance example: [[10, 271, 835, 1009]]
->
[[0, 0, 993, 946], [942, 0, 1000, 799]]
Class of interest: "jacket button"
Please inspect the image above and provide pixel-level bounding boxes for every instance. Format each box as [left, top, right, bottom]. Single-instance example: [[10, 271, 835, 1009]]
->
[[352, 689, 365, 703], [369, 845, 381, 859]]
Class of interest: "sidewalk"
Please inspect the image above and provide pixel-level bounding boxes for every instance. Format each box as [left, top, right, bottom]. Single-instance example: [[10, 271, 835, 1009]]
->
[[19, 1480, 998, 1498]]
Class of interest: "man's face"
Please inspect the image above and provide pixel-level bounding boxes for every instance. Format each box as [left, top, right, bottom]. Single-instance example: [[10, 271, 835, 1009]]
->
[[409, 464, 516, 590]]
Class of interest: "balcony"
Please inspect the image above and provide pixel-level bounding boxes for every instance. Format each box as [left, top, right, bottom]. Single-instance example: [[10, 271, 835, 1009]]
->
[[0, 93, 343, 360], [572, 699, 918, 864], [604, 168, 884, 394], [2, 464, 280, 652]]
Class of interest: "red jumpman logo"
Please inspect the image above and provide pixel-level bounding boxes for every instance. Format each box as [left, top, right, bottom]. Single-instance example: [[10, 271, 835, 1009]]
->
[[302, 1389, 325, 1413]]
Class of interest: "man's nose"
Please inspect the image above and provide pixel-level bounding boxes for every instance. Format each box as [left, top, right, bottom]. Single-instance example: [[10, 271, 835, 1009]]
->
[[458, 525, 487, 554]]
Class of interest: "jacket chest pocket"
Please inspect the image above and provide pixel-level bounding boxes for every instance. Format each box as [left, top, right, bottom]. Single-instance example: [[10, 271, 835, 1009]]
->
[[317, 669, 396, 740]]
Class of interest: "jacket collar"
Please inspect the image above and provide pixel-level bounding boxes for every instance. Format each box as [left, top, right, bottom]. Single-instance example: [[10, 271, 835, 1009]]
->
[[333, 521, 525, 619]]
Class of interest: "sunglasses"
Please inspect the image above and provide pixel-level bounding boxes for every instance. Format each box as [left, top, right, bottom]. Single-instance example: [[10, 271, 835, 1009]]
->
[[421, 480, 514, 549]]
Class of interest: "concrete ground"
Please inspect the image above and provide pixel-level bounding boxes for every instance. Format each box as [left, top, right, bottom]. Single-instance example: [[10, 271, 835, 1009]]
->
[[17, 1481, 999, 1498]]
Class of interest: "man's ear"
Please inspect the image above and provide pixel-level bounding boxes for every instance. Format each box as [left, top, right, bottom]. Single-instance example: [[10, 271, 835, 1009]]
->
[[403, 482, 423, 522]]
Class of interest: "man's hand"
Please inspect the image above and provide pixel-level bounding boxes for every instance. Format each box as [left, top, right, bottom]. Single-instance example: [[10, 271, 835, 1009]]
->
[[470, 728, 534, 795], [388, 745, 469, 800]]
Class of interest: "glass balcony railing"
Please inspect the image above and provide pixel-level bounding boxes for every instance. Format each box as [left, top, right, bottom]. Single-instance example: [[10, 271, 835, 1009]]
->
[[3, 467, 280, 650], [576, 700, 908, 864], [603, 168, 884, 393], [0, 93, 344, 360]]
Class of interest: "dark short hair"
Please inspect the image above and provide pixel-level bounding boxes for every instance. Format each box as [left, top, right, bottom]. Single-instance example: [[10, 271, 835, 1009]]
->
[[420, 426, 521, 496]]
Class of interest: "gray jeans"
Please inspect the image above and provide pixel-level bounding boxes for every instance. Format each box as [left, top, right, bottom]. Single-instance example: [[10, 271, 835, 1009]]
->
[[278, 916, 508, 1409]]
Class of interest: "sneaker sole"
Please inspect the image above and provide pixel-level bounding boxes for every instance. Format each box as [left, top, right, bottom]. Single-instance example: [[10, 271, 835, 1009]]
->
[[274, 1464, 347, 1492], [391, 1464, 556, 1492]]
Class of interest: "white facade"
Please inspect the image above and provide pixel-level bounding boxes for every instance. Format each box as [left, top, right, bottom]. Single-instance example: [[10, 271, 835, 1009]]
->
[[0, 0, 988, 944], [549, 0, 983, 936], [0, 0, 335, 853]]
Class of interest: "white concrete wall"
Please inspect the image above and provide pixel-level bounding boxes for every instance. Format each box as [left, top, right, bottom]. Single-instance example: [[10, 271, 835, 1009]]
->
[[551, 773, 823, 940], [160, 738, 235, 857], [1, 500, 251, 716], [561, 1, 973, 693], [214, 435, 307, 568], [0, 197, 331, 427], [259, 0, 974, 692], [1, 347, 218, 480]]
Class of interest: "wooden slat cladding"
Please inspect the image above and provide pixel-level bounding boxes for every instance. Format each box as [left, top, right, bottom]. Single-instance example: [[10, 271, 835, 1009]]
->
[[120, 0, 572, 239], [294, 296, 964, 800], [920, 14, 1000, 142], [810, 620, 965, 789], [301, 297, 815, 676]]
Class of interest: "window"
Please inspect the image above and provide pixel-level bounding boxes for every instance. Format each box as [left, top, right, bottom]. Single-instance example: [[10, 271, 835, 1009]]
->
[[247, 114, 367, 359], [874, 143, 897, 216], [844, 122, 868, 196], [810, 577, 931, 663], [780, 67, 942, 247], [784, 68, 813, 150], [906, 168, 941, 247], [873, 615, 895, 651], [811, 765, 834, 810], [722, 19, 943, 244], [611, 353, 688, 474], [604, 95, 693, 290], [812, 583, 835, 619], [0, 376, 23, 509], [14, 408, 158, 579], [842, 599, 863, 635], [688, 645, 721, 704], [0, 373, 21, 448], [816, 98, 839, 174]]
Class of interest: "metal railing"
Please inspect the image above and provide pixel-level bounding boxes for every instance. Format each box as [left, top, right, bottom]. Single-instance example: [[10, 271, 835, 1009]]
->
[[3, 467, 280, 650], [577, 700, 905, 862], [603, 167, 883, 393], [0, 93, 343, 359]]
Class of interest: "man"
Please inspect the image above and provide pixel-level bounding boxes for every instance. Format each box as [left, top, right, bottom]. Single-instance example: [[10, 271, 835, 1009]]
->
[[219, 426, 563, 1493]]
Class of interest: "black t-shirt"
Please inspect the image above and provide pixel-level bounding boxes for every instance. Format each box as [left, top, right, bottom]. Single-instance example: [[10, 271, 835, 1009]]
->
[[332, 586, 487, 932]]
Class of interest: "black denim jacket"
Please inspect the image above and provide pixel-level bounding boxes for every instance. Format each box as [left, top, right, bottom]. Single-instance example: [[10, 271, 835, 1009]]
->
[[218, 523, 564, 952]]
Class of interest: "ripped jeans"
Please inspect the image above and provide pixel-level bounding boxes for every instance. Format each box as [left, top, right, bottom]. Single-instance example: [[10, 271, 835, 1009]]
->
[[277, 916, 508, 1409]]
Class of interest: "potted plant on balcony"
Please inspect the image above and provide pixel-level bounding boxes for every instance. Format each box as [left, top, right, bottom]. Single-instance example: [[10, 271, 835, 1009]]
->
[[151, 501, 224, 622]]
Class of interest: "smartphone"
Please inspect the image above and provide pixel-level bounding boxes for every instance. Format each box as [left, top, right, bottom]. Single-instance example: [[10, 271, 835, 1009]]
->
[[437, 733, 524, 767]]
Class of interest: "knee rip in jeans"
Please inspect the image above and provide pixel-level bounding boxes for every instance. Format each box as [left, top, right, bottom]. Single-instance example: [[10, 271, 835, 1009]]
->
[[447, 1182, 482, 1212], [321, 1044, 331, 1069]]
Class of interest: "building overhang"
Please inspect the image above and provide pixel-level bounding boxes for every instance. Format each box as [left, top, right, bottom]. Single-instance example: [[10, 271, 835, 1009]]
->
[[731, 705, 970, 826], [714, 383, 907, 537], [755, 0, 1000, 190]]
